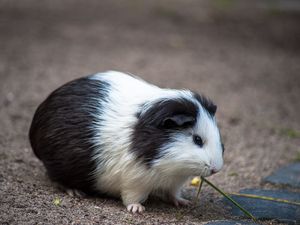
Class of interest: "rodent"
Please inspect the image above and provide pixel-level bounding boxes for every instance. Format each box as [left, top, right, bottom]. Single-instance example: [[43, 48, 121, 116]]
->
[[29, 71, 224, 213]]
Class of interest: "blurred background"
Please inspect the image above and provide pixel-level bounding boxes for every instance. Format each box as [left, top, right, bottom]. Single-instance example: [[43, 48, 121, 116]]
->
[[0, 0, 299, 224]]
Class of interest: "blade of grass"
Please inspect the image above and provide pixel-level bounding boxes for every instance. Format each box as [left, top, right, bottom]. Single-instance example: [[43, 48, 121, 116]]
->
[[230, 192, 300, 206], [196, 177, 204, 199], [200, 176, 257, 222]]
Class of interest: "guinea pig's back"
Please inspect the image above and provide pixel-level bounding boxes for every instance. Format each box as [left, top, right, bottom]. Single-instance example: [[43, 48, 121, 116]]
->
[[29, 75, 110, 194]]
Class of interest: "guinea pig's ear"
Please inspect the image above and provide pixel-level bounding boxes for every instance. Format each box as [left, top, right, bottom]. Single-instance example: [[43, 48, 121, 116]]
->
[[161, 114, 195, 129], [137, 98, 198, 129], [162, 114, 195, 129]]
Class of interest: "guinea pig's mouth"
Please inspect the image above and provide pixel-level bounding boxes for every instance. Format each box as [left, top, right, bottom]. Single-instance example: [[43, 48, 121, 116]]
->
[[201, 166, 214, 177]]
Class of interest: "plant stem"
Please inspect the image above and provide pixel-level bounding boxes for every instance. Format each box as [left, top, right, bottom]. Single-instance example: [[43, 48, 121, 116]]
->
[[229, 192, 300, 206], [200, 177, 257, 222], [196, 177, 204, 199]]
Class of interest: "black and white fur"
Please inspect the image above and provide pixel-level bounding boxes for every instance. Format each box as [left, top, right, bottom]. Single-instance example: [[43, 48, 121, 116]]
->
[[29, 71, 224, 213]]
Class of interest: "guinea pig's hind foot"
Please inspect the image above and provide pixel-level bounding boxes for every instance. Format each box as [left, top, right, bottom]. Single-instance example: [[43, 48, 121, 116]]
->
[[66, 189, 87, 198], [56, 183, 87, 198], [127, 203, 145, 213], [172, 197, 191, 207]]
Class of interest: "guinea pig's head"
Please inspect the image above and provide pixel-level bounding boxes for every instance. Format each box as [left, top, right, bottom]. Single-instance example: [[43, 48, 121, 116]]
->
[[132, 92, 224, 177]]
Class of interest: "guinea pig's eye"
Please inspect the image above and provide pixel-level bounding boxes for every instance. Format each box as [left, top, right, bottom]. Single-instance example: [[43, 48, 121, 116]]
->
[[193, 135, 204, 147]]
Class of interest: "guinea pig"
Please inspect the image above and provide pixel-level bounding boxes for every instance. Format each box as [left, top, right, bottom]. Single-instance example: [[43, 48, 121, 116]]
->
[[29, 71, 224, 213]]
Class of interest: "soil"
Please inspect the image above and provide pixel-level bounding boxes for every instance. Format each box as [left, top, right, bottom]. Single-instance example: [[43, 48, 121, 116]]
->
[[0, 1, 299, 224]]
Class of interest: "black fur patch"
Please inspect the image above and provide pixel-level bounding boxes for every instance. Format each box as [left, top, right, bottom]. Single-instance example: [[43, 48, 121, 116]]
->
[[193, 92, 217, 116], [131, 98, 199, 166], [29, 77, 110, 195]]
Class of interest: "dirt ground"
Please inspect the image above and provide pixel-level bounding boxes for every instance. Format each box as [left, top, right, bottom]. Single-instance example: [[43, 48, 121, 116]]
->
[[0, 1, 299, 224]]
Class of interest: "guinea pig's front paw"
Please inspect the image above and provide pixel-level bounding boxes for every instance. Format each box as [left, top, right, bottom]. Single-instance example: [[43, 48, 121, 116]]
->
[[172, 197, 191, 207], [127, 203, 145, 213]]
